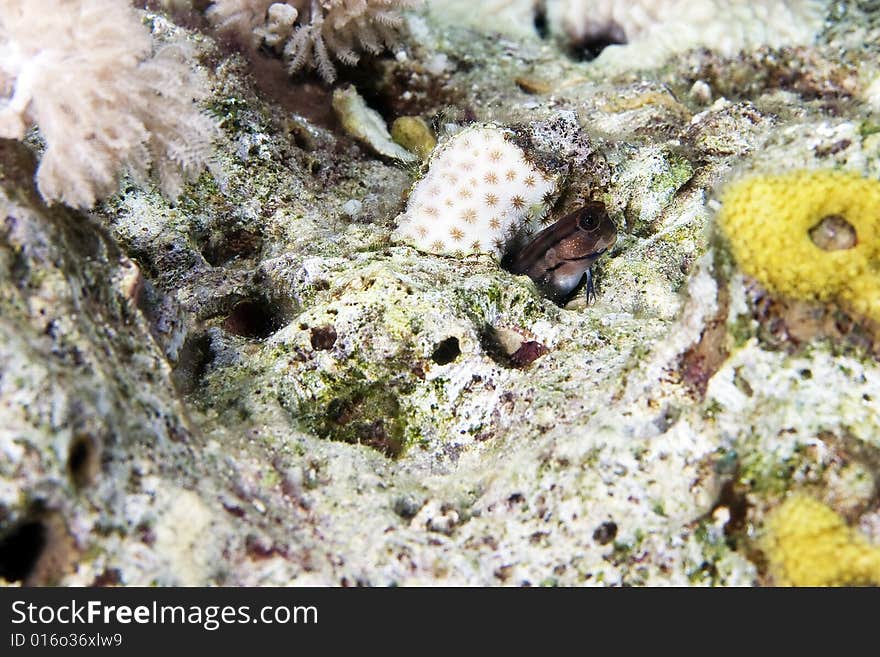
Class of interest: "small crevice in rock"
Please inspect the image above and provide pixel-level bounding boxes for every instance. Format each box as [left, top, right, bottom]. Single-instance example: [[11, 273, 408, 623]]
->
[[222, 298, 287, 340], [431, 337, 461, 365], [172, 332, 215, 394], [533, 1, 550, 40], [565, 23, 628, 62], [67, 432, 101, 488], [0, 510, 76, 585], [0, 520, 46, 583]]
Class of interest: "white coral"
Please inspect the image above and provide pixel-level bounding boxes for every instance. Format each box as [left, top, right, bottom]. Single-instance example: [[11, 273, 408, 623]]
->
[[394, 125, 557, 259], [545, 0, 828, 68], [207, 0, 277, 40], [208, 0, 421, 83], [0, 0, 218, 209], [546, 0, 672, 46]]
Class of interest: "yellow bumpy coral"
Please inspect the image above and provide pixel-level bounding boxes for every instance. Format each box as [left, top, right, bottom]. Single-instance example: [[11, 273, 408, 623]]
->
[[718, 170, 880, 323], [761, 495, 880, 586]]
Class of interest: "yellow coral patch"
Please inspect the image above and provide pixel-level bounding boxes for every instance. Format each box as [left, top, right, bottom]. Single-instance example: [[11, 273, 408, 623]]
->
[[761, 495, 880, 586], [717, 170, 880, 323]]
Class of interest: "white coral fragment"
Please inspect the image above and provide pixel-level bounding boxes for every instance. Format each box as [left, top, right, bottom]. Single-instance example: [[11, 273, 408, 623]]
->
[[331, 85, 417, 162], [208, 0, 420, 83], [394, 125, 557, 259], [0, 0, 218, 209]]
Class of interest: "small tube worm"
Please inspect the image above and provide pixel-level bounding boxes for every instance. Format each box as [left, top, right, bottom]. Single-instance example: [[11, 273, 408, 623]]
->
[[505, 202, 617, 305]]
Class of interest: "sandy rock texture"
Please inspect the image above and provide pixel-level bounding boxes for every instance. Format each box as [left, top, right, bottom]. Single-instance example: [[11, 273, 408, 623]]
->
[[2, 1, 880, 585]]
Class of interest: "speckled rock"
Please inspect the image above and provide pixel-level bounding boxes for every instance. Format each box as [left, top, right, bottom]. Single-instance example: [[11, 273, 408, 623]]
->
[[3, 3, 880, 586]]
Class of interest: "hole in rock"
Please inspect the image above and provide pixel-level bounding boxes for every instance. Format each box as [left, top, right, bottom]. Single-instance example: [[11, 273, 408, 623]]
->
[[569, 23, 627, 62], [533, 3, 549, 39], [0, 521, 46, 583], [431, 337, 461, 365], [223, 299, 286, 340], [67, 433, 100, 487]]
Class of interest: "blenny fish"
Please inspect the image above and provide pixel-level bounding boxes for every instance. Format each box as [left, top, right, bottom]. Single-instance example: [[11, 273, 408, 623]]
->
[[504, 202, 617, 305]]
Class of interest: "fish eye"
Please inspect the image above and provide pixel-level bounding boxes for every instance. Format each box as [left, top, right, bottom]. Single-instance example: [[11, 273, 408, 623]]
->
[[577, 205, 605, 231]]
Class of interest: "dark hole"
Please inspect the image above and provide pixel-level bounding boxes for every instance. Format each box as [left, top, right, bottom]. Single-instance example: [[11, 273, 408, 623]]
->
[[335, 64, 397, 125], [171, 333, 214, 395], [533, 2, 549, 39], [67, 434, 98, 487], [67, 439, 89, 477], [431, 337, 461, 365], [65, 216, 106, 261], [592, 521, 618, 545], [223, 299, 285, 340], [715, 480, 750, 540], [0, 521, 46, 582], [570, 23, 628, 61]]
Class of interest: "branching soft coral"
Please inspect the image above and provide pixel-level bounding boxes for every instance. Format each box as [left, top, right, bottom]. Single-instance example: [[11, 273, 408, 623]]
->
[[208, 0, 421, 83], [0, 0, 218, 209]]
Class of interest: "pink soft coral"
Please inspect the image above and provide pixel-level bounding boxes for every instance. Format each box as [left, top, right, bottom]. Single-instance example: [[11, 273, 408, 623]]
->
[[0, 0, 218, 208], [208, 0, 421, 83]]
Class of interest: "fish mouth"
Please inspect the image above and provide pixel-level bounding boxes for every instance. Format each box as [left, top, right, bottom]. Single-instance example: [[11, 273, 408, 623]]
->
[[595, 233, 617, 253]]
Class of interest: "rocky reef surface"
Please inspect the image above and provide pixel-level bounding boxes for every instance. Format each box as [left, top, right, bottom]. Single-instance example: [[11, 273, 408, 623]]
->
[[3, 0, 880, 586]]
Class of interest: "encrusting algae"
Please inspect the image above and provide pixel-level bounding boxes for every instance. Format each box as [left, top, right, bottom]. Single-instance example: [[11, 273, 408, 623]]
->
[[717, 170, 880, 323], [760, 495, 880, 586]]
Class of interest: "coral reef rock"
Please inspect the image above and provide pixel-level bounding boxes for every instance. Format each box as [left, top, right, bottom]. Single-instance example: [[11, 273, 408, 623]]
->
[[3, 1, 880, 586]]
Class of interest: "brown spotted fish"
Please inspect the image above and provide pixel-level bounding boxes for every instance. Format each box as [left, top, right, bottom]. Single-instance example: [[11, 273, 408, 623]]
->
[[505, 202, 617, 305]]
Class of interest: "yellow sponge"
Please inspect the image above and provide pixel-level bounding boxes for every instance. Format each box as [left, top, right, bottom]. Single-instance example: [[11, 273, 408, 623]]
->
[[761, 495, 880, 586], [717, 170, 880, 323]]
